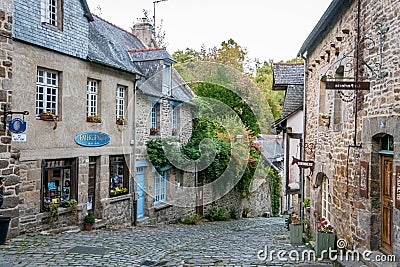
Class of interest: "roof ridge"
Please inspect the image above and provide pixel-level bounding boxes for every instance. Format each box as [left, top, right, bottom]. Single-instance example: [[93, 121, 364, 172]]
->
[[128, 48, 165, 53], [91, 14, 141, 40]]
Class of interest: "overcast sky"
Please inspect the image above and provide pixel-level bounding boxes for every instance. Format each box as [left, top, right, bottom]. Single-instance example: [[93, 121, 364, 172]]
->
[[86, 0, 333, 62]]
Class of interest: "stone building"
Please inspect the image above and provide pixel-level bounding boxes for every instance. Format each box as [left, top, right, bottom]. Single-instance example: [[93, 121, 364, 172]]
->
[[298, 0, 400, 258], [0, 0, 195, 237], [272, 63, 304, 215]]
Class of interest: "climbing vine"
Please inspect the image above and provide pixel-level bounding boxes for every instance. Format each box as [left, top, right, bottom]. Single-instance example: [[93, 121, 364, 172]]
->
[[268, 167, 281, 217]]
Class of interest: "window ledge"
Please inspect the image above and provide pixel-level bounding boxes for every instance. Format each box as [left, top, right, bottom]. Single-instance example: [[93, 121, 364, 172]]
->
[[154, 203, 171, 211], [108, 194, 131, 204]]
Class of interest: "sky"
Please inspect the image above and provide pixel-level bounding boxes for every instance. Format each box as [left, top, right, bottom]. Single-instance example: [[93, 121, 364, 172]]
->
[[85, 0, 333, 62]]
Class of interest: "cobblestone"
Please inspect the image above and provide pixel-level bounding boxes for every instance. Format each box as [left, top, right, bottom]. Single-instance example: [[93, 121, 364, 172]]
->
[[0, 217, 333, 266]]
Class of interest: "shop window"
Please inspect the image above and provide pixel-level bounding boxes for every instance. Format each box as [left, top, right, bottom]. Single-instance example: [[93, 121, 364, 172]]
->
[[109, 156, 129, 197], [154, 171, 167, 205], [42, 159, 77, 210]]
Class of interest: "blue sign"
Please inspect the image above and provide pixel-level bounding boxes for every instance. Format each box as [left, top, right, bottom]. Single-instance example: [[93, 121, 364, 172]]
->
[[9, 118, 27, 133], [75, 132, 110, 147]]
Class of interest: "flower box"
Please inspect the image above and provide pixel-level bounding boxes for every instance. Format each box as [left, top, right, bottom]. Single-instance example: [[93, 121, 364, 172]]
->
[[116, 118, 125, 125], [315, 232, 336, 258], [289, 223, 303, 245], [87, 115, 101, 123], [40, 113, 58, 121]]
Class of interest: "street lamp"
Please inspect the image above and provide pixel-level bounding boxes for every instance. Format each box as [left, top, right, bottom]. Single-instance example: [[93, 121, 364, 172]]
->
[[153, 0, 168, 39]]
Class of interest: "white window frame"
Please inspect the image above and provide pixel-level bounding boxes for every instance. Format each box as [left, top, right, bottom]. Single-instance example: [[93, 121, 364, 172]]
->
[[36, 68, 59, 116], [87, 79, 99, 117], [322, 177, 331, 221], [172, 106, 178, 134], [162, 63, 171, 95], [116, 86, 125, 119], [150, 103, 158, 129], [41, 0, 58, 27], [154, 171, 166, 205]]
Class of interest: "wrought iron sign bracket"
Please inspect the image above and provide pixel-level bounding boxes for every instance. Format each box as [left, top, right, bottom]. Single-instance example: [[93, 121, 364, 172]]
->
[[2, 105, 29, 130]]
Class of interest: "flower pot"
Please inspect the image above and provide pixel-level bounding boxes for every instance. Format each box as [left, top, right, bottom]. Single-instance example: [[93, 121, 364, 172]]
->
[[84, 223, 93, 231], [289, 223, 303, 245], [315, 232, 336, 258]]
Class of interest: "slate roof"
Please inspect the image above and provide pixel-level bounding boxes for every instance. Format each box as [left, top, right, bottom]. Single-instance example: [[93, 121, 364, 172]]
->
[[88, 15, 144, 74], [255, 135, 284, 172], [88, 15, 194, 103], [272, 63, 304, 89], [280, 85, 304, 119]]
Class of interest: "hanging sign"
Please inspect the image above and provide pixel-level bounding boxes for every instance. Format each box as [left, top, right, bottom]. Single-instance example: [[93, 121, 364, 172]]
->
[[8, 118, 27, 133], [325, 81, 370, 90], [291, 157, 315, 176], [75, 132, 110, 147]]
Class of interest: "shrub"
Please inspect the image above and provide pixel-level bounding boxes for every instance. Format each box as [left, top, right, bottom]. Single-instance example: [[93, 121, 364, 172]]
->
[[205, 207, 230, 221], [84, 211, 95, 225], [229, 208, 239, 220], [181, 214, 200, 225]]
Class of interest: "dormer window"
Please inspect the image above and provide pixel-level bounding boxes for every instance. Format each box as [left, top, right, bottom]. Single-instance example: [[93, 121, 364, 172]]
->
[[41, 0, 62, 29], [162, 63, 171, 95]]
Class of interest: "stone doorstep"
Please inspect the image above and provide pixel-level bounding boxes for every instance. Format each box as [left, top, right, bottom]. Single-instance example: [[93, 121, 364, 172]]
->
[[335, 249, 398, 267]]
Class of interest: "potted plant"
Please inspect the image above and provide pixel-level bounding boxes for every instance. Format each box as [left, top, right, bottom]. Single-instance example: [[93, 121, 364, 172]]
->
[[83, 211, 95, 231], [315, 217, 336, 258], [87, 114, 101, 123], [303, 197, 311, 212], [172, 128, 177, 136], [116, 117, 125, 125], [150, 127, 159, 136], [288, 214, 303, 245]]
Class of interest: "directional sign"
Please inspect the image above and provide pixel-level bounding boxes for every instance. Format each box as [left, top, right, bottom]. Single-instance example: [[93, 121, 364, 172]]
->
[[325, 81, 370, 90]]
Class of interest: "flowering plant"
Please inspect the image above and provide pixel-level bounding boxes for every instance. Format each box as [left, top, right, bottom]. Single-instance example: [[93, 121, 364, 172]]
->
[[290, 214, 302, 225], [110, 187, 128, 197], [317, 217, 334, 233], [150, 127, 159, 135], [172, 128, 177, 136], [116, 117, 125, 125]]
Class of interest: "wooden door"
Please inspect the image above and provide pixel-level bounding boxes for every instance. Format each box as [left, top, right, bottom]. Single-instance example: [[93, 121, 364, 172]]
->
[[381, 156, 393, 252]]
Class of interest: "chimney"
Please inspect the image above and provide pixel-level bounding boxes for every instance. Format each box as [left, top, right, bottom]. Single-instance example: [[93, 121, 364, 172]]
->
[[132, 19, 155, 48]]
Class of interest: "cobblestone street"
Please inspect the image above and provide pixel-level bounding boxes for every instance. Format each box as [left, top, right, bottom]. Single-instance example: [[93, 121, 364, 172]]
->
[[0, 217, 333, 266]]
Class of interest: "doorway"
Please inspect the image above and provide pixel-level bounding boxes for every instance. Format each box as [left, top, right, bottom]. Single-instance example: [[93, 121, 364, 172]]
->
[[136, 167, 145, 219], [87, 157, 98, 214], [381, 155, 393, 252]]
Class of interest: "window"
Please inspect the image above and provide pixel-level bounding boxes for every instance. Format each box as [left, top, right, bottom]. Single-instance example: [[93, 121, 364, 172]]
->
[[150, 102, 160, 135], [154, 171, 167, 205], [42, 159, 77, 210], [162, 63, 171, 95], [36, 68, 59, 116], [175, 169, 183, 188], [87, 79, 99, 117], [109, 156, 129, 197], [116, 86, 126, 120], [322, 177, 331, 222], [172, 107, 179, 136], [41, 0, 62, 28]]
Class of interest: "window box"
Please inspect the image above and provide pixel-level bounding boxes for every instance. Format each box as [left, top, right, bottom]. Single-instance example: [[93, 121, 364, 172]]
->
[[87, 115, 101, 123], [150, 127, 159, 136], [40, 113, 58, 121], [116, 117, 125, 125]]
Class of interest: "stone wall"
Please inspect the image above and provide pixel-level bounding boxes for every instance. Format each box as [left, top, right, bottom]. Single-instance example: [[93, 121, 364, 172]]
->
[[0, 0, 19, 238], [304, 0, 400, 256]]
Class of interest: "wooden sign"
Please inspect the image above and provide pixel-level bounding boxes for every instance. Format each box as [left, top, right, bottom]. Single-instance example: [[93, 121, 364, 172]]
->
[[291, 157, 315, 176], [396, 166, 400, 209], [360, 161, 369, 198], [325, 81, 370, 90]]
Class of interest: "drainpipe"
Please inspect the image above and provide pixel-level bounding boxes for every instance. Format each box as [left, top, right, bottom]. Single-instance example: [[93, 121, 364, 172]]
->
[[131, 76, 141, 226], [300, 52, 308, 221]]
